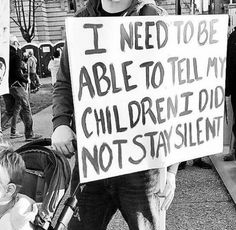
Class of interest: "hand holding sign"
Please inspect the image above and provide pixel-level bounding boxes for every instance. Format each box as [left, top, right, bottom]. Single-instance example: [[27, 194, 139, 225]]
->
[[159, 171, 176, 211], [52, 125, 76, 157]]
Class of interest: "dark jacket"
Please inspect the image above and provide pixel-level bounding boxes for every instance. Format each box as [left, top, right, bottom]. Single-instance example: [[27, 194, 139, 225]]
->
[[52, 0, 167, 130], [9, 46, 28, 87]]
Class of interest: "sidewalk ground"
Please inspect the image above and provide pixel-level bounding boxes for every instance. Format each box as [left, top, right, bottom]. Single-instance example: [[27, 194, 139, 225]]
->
[[3, 77, 236, 230]]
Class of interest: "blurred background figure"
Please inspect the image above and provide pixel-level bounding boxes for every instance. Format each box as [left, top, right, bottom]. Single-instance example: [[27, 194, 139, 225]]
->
[[21, 52, 28, 75], [48, 50, 60, 86], [27, 50, 40, 93], [0, 57, 7, 141], [2, 34, 42, 141], [224, 26, 236, 161]]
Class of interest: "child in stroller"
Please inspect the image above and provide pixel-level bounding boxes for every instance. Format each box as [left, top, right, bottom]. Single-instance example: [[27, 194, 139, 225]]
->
[[0, 142, 38, 229], [15, 138, 73, 230]]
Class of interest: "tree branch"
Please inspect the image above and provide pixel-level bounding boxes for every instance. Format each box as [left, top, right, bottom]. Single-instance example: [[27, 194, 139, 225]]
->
[[31, 0, 36, 39], [14, 0, 22, 27], [10, 16, 21, 27], [11, 0, 44, 43], [20, 0, 27, 31], [28, 0, 32, 32]]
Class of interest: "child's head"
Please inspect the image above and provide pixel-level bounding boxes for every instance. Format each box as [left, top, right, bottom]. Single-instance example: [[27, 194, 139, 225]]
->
[[0, 145, 25, 203]]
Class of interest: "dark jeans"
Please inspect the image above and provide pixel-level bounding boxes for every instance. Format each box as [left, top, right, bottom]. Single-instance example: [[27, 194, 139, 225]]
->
[[9, 86, 33, 138], [1, 94, 24, 130], [69, 164, 161, 230], [30, 73, 40, 90]]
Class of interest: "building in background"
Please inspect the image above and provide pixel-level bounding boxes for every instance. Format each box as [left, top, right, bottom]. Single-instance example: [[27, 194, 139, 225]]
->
[[10, 0, 193, 45], [10, 0, 82, 45], [10, 0, 233, 45]]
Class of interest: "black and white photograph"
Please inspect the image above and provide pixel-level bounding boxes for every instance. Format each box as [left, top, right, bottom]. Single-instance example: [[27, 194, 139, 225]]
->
[[0, 1, 235, 230]]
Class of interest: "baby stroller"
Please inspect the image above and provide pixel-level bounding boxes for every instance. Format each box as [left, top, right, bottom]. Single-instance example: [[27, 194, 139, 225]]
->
[[16, 138, 78, 230]]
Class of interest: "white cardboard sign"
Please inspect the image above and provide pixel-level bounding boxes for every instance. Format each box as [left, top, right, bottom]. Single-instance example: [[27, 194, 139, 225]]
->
[[0, 0, 9, 95], [66, 15, 228, 183]]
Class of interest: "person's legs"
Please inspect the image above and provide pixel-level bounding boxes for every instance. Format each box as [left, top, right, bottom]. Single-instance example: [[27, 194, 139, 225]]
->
[[118, 169, 161, 230], [9, 87, 23, 136], [1, 94, 15, 128], [224, 128, 236, 161], [224, 96, 236, 161], [193, 158, 212, 169], [231, 96, 236, 139], [231, 135, 236, 155], [35, 74, 40, 87], [30, 73, 37, 90], [68, 163, 117, 230], [179, 159, 211, 169], [178, 161, 187, 170], [17, 87, 34, 139], [10, 86, 35, 139]]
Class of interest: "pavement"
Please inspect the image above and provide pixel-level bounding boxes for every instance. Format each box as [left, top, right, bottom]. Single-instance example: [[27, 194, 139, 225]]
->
[[2, 77, 236, 230]]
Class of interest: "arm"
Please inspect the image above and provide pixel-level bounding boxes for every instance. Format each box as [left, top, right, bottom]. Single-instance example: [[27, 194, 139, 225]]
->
[[159, 163, 179, 210], [52, 41, 76, 156], [140, 3, 177, 210], [52, 41, 74, 129], [52, 3, 91, 155]]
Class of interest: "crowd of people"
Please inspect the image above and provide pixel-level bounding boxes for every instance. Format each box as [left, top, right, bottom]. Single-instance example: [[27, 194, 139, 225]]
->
[[0, 0, 235, 229]]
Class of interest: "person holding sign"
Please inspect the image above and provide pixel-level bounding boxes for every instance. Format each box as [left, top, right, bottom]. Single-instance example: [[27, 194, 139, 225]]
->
[[52, 0, 179, 229]]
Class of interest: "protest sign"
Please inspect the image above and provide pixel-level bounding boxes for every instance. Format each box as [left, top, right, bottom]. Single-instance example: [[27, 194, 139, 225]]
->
[[0, 0, 9, 95], [66, 15, 228, 183]]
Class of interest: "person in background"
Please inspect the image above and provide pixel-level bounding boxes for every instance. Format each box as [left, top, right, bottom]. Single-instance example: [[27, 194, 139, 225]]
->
[[48, 50, 60, 86], [0, 57, 7, 141], [0, 142, 38, 229], [3, 35, 42, 141], [224, 26, 236, 161], [51, 1, 179, 229], [27, 50, 40, 93], [21, 53, 28, 75]]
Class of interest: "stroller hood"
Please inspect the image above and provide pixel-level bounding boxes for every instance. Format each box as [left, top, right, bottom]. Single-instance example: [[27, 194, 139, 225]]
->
[[16, 138, 71, 229]]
